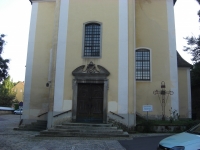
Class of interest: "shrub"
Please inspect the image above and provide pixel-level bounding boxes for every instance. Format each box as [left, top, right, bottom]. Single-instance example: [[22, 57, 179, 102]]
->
[[0, 94, 16, 107], [136, 120, 155, 133]]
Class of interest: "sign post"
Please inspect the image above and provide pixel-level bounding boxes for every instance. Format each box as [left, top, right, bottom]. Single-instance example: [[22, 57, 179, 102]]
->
[[143, 105, 153, 120], [19, 102, 23, 120]]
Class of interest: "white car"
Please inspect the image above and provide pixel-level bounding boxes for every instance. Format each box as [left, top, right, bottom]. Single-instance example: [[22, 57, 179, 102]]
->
[[157, 123, 200, 150], [0, 107, 14, 111], [13, 109, 23, 115]]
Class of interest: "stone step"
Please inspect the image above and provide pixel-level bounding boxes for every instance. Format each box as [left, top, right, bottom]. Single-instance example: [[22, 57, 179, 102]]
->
[[24, 123, 46, 128], [62, 123, 112, 127], [44, 128, 123, 133], [36, 122, 129, 138], [32, 122, 47, 126], [36, 132, 129, 138], [55, 125, 117, 130], [30, 123, 47, 128], [14, 125, 46, 130], [36, 120, 47, 123], [14, 127, 43, 131], [13, 120, 47, 131]]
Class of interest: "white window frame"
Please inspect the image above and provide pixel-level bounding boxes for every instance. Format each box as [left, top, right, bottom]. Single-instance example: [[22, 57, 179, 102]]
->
[[135, 47, 152, 82], [82, 21, 102, 58]]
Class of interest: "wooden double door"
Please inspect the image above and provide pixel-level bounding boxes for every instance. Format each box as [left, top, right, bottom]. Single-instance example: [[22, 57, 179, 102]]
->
[[76, 83, 104, 123]]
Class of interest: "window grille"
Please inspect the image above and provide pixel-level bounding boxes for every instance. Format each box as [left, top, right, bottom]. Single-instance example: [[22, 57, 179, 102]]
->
[[136, 49, 150, 81], [84, 23, 101, 57]]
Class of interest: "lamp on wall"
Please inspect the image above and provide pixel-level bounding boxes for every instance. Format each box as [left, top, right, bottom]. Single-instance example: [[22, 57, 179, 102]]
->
[[46, 81, 51, 87]]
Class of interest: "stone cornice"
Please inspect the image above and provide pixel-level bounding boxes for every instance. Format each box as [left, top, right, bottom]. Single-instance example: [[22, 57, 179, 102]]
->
[[29, 0, 177, 5], [31, 0, 56, 3]]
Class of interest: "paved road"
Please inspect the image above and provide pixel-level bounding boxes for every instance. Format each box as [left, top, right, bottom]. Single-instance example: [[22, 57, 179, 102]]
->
[[119, 135, 170, 150]]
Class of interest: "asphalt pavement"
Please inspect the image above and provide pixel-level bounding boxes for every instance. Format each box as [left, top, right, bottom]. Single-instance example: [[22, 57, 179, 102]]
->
[[119, 135, 170, 150]]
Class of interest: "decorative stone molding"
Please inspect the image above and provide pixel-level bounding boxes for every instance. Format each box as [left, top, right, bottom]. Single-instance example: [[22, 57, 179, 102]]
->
[[71, 62, 110, 123], [72, 62, 110, 80]]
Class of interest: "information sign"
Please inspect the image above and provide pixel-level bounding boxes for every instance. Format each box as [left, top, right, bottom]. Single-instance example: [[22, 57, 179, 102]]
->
[[143, 105, 153, 112]]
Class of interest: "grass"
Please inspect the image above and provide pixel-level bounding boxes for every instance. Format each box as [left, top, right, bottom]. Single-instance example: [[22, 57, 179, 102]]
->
[[137, 119, 200, 126], [139, 119, 199, 125], [136, 119, 200, 133]]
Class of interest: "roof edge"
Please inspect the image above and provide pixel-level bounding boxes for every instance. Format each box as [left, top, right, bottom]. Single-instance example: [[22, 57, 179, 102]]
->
[[177, 51, 192, 68], [174, 0, 177, 5]]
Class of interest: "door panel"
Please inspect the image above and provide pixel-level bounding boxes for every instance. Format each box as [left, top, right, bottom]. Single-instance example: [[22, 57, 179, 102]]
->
[[76, 83, 104, 123]]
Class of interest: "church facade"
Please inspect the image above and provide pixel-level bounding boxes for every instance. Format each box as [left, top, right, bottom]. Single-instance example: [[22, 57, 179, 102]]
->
[[23, 0, 191, 128]]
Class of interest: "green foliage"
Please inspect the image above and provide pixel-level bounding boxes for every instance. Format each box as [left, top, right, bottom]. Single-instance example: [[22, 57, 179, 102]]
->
[[136, 119, 200, 133], [0, 34, 9, 82], [183, 1, 200, 63], [0, 94, 15, 107], [183, 1, 200, 119], [0, 76, 16, 107], [197, 0, 200, 21], [108, 118, 135, 133], [190, 63, 200, 119], [13, 103, 19, 110], [183, 35, 200, 63], [169, 108, 180, 123], [190, 62, 200, 87], [191, 87, 200, 119], [137, 119, 200, 126], [137, 120, 154, 133], [185, 120, 200, 130], [197, 0, 200, 5], [0, 34, 5, 54]]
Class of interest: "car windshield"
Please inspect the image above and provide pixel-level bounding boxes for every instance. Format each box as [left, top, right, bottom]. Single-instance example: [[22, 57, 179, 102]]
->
[[187, 123, 200, 135]]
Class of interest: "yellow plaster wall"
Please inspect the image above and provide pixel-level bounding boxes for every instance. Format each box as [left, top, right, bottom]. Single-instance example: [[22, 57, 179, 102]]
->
[[30, 2, 55, 116], [63, 0, 119, 109], [135, 0, 172, 117], [178, 68, 190, 118], [128, 0, 135, 114]]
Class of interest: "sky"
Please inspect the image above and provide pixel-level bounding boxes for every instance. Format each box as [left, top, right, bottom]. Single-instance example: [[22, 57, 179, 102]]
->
[[0, 0, 31, 82], [174, 0, 200, 63], [0, 0, 199, 82]]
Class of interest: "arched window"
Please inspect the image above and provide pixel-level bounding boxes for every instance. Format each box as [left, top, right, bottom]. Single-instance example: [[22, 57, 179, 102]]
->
[[83, 23, 101, 57], [135, 48, 151, 81]]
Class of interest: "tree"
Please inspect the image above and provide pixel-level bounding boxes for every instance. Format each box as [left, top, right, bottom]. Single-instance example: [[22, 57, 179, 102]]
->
[[0, 34, 9, 82], [0, 76, 16, 107], [197, 0, 200, 21], [183, 0, 200, 119], [183, 35, 200, 63], [183, 0, 200, 63], [190, 62, 200, 87], [190, 62, 200, 119]]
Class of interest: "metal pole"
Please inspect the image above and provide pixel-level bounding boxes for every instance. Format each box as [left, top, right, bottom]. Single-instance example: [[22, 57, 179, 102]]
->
[[20, 109, 21, 120]]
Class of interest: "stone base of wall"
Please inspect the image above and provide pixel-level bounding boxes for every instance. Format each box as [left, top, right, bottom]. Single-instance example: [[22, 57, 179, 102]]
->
[[136, 125, 186, 133]]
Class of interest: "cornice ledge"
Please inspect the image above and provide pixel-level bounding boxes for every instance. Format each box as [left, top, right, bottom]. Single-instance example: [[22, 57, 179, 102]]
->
[[31, 0, 56, 2]]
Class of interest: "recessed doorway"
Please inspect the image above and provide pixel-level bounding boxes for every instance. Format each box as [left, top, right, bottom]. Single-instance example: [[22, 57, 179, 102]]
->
[[76, 83, 104, 123]]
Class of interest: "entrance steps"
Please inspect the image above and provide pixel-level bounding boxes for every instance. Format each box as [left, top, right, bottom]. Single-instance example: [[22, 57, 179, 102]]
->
[[36, 123, 129, 138], [14, 120, 47, 131]]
